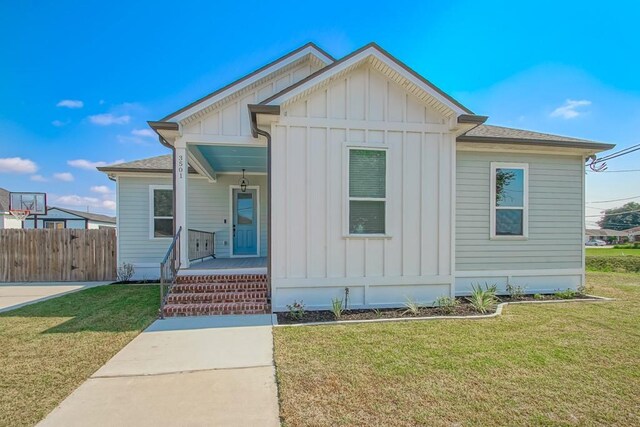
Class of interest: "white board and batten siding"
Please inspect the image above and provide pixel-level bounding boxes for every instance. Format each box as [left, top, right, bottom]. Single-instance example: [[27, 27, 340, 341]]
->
[[117, 174, 267, 280], [180, 58, 324, 137], [270, 64, 456, 310], [455, 151, 585, 294]]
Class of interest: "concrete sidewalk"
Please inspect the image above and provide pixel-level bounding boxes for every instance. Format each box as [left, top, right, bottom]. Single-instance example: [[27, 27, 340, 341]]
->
[[38, 314, 280, 427], [0, 282, 110, 313]]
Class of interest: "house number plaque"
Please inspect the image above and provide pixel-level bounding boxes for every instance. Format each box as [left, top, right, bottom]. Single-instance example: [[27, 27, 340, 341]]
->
[[177, 154, 184, 179]]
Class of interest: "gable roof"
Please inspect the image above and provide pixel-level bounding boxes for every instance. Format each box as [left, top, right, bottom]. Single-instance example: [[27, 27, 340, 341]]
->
[[97, 154, 196, 174], [458, 124, 615, 151], [38, 207, 116, 224], [260, 42, 473, 117], [161, 42, 335, 123]]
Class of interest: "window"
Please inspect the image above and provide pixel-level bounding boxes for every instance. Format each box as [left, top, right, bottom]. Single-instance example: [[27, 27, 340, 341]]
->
[[151, 186, 173, 238], [491, 163, 528, 238], [44, 221, 64, 229], [348, 148, 387, 235]]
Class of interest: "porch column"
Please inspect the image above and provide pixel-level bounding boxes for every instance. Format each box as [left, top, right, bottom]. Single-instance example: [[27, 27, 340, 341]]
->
[[175, 144, 189, 268]]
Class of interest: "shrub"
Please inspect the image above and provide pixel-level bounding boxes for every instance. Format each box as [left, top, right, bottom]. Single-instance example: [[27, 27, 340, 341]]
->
[[403, 297, 421, 316], [467, 283, 498, 314], [613, 242, 640, 249], [533, 293, 544, 300], [330, 298, 344, 320], [116, 263, 135, 282], [555, 289, 578, 299], [434, 296, 459, 315], [286, 300, 305, 321], [586, 256, 640, 273], [506, 283, 526, 300]]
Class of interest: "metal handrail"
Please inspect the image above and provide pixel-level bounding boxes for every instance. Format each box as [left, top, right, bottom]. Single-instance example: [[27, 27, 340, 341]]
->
[[159, 226, 182, 318], [188, 228, 216, 261]]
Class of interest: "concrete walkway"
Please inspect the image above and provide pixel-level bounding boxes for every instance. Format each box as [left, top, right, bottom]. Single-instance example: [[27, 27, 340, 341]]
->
[[38, 314, 280, 427], [0, 282, 110, 313]]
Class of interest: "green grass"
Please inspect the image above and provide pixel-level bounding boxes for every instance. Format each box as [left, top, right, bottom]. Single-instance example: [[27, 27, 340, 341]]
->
[[0, 284, 159, 427], [586, 247, 640, 257], [274, 272, 640, 426]]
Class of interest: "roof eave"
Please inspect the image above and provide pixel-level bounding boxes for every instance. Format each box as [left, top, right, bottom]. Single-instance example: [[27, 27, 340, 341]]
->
[[248, 104, 281, 137], [457, 135, 616, 152]]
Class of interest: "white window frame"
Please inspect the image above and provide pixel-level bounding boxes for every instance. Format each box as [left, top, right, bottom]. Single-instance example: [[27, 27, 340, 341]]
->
[[490, 162, 529, 240], [344, 145, 390, 238], [149, 185, 173, 240]]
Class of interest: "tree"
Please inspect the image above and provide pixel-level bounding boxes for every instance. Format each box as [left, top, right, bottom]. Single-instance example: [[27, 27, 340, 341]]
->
[[596, 202, 640, 230]]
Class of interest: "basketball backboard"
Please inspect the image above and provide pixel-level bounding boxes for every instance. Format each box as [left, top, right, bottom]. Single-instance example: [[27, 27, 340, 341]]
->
[[9, 192, 47, 215]]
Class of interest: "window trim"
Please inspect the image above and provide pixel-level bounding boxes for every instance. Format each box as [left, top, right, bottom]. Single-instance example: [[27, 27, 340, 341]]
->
[[490, 162, 529, 240], [344, 145, 390, 238], [149, 185, 174, 240]]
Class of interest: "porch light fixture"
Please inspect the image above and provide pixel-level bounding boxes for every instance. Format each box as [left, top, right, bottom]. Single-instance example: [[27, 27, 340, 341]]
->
[[239, 168, 249, 192]]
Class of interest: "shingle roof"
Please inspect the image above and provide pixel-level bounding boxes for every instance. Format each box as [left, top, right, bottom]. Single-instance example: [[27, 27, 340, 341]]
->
[[50, 207, 116, 224], [459, 124, 615, 151], [585, 228, 628, 237], [97, 155, 198, 174]]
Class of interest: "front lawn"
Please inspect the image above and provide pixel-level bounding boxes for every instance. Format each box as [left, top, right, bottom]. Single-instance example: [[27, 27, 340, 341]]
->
[[0, 284, 158, 427], [586, 247, 640, 257], [274, 272, 640, 426]]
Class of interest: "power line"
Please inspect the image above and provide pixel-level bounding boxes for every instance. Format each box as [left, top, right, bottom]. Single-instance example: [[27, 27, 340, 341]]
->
[[593, 169, 640, 173], [587, 195, 640, 204], [585, 208, 640, 218]]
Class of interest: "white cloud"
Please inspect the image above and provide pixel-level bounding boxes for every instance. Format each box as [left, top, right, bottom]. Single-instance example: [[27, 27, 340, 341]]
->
[[30, 174, 48, 182], [67, 159, 125, 170], [51, 119, 70, 127], [90, 185, 112, 194], [0, 157, 38, 174], [88, 113, 131, 126], [550, 99, 592, 119], [54, 194, 116, 212], [131, 128, 155, 138], [53, 172, 74, 182], [116, 135, 149, 145], [57, 99, 84, 109]]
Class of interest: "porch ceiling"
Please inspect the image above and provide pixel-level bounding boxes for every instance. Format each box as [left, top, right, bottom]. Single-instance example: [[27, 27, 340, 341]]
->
[[195, 145, 267, 173]]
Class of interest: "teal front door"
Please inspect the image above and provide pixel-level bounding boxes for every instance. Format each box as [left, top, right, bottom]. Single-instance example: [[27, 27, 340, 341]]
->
[[232, 189, 257, 255]]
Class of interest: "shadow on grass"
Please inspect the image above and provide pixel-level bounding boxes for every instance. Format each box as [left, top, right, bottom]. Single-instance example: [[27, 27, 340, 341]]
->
[[0, 285, 160, 333]]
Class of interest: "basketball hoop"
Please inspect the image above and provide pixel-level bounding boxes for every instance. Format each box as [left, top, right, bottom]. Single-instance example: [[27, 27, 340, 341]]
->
[[9, 209, 30, 222]]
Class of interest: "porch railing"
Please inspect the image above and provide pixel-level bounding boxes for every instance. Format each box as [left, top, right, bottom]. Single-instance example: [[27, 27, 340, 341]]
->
[[160, 226, 182, 318], [188, 229, 215, 261]]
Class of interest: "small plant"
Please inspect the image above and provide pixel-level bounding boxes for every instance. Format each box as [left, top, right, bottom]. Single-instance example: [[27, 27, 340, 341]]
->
[[330, 298, 344, 320], [403, 297, 421, 316], [506, 283, 526, 300], [467, 283, 498, 314], [286, 300, 305, 321], [373, 308, 383, 319], [434, 296, 459, 315], [116, 262, 135, 282], [554, 289, 578, 299], [533, 293, 544, 300]]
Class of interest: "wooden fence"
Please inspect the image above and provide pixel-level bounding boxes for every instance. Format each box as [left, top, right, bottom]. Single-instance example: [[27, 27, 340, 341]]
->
[[0, 228, 117, 282]]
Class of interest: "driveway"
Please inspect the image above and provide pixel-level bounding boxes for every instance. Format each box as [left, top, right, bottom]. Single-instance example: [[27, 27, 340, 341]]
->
[[38, 314, 280, 427], [0, 282, 109, 313]]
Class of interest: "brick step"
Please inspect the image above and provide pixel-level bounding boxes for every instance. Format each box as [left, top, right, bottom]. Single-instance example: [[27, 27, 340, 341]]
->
[[166, 291, 268, 304], [162, 302, 270, 317], [177, 274, 267, 285], [171, 282, 268, 294]]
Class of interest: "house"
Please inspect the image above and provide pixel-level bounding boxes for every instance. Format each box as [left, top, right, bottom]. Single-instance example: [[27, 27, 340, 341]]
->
[[98, 42, 614, 315], [0, 188, 25, 229], [624, 226, 640, 242], [585, 228, 628, 244], [22, 207, 116, 229]]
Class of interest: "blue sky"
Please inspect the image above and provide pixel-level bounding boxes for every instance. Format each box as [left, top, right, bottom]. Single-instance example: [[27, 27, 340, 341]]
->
[[1, 0, 638, 225]]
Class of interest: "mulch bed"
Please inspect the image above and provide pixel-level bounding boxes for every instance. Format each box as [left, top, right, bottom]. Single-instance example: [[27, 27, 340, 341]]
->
[[276, 293, 594, 324]]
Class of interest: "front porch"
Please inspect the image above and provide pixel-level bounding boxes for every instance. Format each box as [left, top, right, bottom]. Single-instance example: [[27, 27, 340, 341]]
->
[[181, 256, 267, 275]]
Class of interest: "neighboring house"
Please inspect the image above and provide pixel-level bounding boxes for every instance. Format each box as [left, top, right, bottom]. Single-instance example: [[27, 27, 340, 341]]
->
[[22, 207, 116, 229], [99, 42, 614, 312], [585, 228, 628, 244], [624, 226, 640, 242], [0, 188, 23, 229]]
